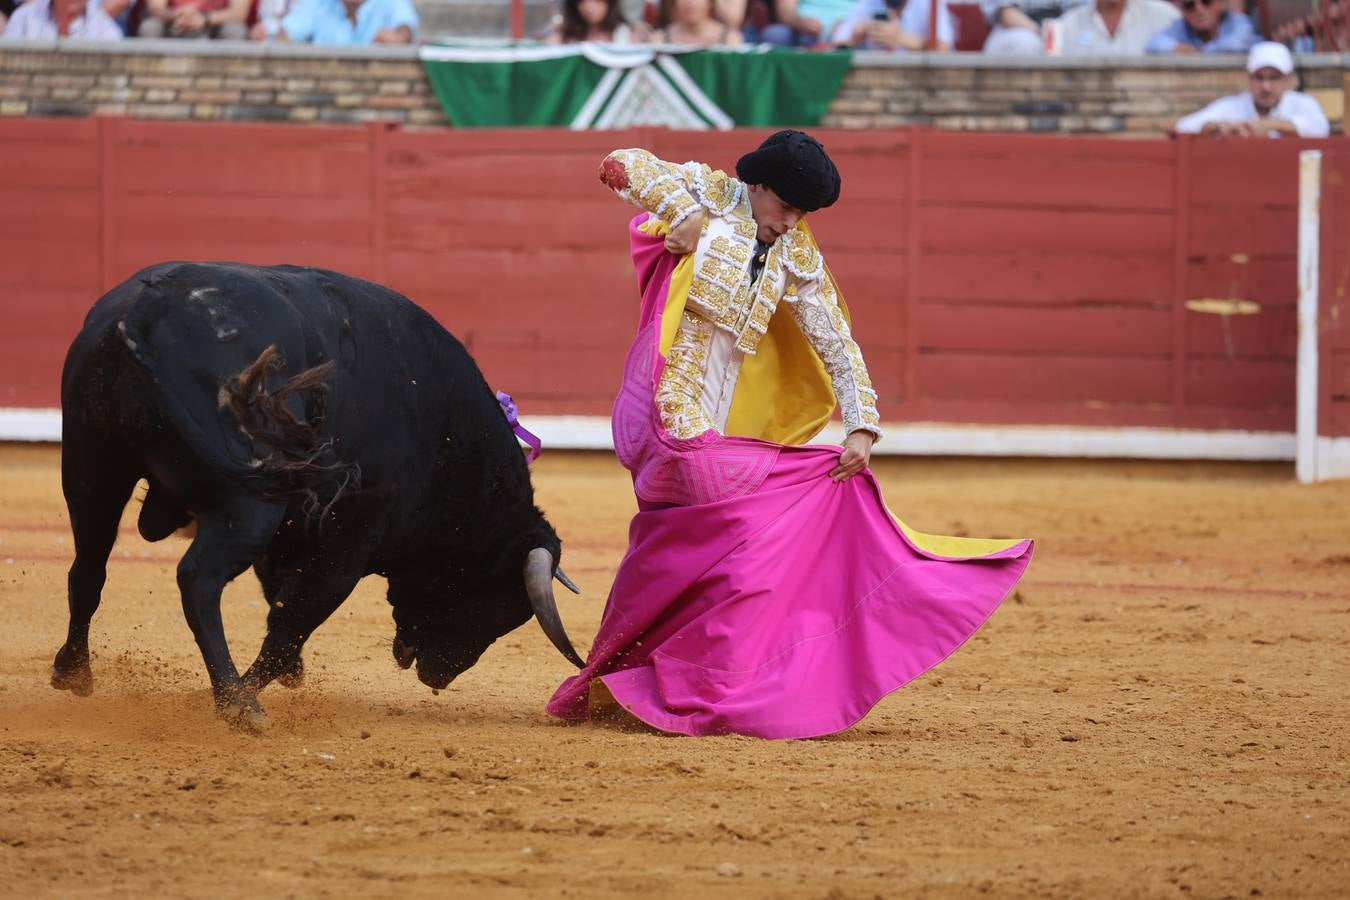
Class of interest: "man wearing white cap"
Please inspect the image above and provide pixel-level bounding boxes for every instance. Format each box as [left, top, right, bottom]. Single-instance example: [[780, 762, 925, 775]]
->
[[1175, 41, 1330, 137]]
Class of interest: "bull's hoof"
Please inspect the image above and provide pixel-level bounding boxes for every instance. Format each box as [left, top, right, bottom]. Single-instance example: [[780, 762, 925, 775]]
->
[[51, 665, 93, 697], [51, 646, 93, 696], [276, 658, 304, 689], [219, 700, 268, 734]]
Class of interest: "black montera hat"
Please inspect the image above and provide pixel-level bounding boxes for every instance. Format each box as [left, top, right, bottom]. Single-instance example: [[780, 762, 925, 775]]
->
[[735, 130, 841, 212]]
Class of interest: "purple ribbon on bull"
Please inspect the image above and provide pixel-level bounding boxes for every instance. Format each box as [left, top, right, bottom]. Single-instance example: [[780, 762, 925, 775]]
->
[[495, 390, 542, 464]]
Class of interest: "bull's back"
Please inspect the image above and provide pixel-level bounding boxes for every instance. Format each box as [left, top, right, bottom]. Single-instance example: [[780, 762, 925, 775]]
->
[[66, 262, 515, 494]]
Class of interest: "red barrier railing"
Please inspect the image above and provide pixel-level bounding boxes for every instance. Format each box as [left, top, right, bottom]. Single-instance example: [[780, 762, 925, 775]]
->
[[2, 118, 1345, 436]]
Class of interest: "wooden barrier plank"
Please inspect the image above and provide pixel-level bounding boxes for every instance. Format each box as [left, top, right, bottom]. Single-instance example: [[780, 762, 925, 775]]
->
[[0, 145, 99, 191], [1184, 309, 1297, 358], [112, 242, 374, 281], [1186, 139, 1324, 207], [111, 194, 370, 246], [921, 251, 1172, 306], [384, 248, 637, 311], [114, 147, 370, 195], [916, 353, 1172, 405], [1184, 257, 1297, 306], [0, 338, 72, 407], [2, 289, 91, 337], [903, 396, 1179, 428], [920, 152, 1174, 212], [0, 241, 101, 290], [922, 207, 1174, 255], [914, 303, 1172, 355], [1186, 358, 1294, 410], [1188, 207, 1298, 256], [3, 191, 100, 241]]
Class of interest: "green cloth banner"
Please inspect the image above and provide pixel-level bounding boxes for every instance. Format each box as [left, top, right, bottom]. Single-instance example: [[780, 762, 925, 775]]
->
[[419, 44, 853, 130]]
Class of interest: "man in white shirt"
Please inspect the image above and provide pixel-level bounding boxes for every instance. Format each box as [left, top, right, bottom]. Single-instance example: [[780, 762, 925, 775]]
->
[[2, 0, 123, 38], [1057, 0, 1177, 54], [833, 0, 955, 49], [1176, 41, 1331, 138]]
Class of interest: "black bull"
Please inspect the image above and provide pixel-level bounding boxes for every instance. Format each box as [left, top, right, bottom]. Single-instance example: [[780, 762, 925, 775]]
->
[[55, 262, 584, 728]]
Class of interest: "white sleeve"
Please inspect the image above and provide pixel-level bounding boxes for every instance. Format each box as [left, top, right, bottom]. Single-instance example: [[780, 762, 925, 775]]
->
[[1175, 97, 1232, 134], [832, 0, 880, 42], [783, 272, 883, 441], [1287, 94, 1331, 138]]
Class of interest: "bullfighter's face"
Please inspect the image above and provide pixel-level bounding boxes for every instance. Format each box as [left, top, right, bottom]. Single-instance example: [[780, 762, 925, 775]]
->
[[747, 184, 804, 245]]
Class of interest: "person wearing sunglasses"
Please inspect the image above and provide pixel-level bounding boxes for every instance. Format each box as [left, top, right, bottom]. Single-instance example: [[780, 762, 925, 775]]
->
[[1145, 0, 1256, 54], [1056, 0, 1179, 55], [1175, 41, 1330, 137]]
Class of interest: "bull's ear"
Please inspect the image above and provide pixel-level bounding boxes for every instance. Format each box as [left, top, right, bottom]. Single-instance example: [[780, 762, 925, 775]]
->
[[554, 567, 581, 595]]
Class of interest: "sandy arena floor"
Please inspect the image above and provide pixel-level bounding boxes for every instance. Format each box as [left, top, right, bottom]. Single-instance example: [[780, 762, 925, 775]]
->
[[0, 442, 1347, 899]]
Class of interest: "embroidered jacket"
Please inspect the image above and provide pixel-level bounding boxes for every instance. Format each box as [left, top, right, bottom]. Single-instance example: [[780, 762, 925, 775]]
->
[[600, 148, 883, 442]]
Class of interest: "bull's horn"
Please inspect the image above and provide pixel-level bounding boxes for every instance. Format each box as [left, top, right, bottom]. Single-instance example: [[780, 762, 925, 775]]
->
[[554, 567, 581, 595], [525, 548, 585, 669]]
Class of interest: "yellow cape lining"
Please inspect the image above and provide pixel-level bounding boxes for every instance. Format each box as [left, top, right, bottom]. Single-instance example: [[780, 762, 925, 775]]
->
[[639, 217, 1024, 558]]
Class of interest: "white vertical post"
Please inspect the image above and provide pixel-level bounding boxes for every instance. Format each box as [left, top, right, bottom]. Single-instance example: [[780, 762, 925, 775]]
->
[[1296, 150, 1322, 484]]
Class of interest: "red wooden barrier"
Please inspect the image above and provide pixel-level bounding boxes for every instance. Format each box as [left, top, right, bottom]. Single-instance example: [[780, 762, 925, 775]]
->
[[0, 118, 1339, 437], [1320, 151, 1350, 438]]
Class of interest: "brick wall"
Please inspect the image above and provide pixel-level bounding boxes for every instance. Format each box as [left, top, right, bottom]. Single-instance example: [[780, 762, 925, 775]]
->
[[0, 40, 1345, 134], [821, 56, 1346, 134], [0, 41, 447, 126]]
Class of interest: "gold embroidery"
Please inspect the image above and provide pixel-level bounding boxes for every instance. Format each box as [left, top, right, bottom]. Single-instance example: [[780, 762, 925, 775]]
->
[[686, 273, 735, 323], [788, 273, 882, 439], [655, 313, 716, 439], [698, 257, 743, 291], [778, 227, 823, 282], [603, 149, 700, 228], [708, 235, 751, 267]]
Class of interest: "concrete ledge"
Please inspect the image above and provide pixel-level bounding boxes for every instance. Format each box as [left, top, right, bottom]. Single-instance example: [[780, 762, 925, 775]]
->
[[2, 39, 1347, 69], [0, 408, 1305, 464], [0, 36, 422, 58]]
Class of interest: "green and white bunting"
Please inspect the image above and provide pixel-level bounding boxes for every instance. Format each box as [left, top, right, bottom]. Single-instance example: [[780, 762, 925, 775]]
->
[[419, 44, 853, 130]]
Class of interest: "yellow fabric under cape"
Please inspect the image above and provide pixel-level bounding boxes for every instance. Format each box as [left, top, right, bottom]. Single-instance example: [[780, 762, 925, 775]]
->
[[641, 218, 1022, 559], [643, 217, 837, 447]]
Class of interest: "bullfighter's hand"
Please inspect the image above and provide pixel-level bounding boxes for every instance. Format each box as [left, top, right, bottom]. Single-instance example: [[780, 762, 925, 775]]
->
[[665, 211, 705, 257], [830, 430, 875, 482]]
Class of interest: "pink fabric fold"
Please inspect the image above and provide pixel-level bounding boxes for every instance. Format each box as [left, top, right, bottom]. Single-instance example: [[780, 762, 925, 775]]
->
[[546, 214, 1033, 739]]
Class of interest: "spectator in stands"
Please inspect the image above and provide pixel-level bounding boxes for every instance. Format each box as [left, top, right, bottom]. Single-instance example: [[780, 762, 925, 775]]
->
[[547, 0, 643, 42], [2, 0, 123, 37], [833, 0, 955, 49], [756, 0, 855, 45], [249, 0, 295, 38], [1144, 0, 1256, 54], [1175, 40, 1330, 137], [139, 0, 248, 37], [979, 0, 1089, 53], [652, 0, 743, 43], [104, 0, 133, 34], [1057, 0, 1178, 54], [259, 0, 418, 43]]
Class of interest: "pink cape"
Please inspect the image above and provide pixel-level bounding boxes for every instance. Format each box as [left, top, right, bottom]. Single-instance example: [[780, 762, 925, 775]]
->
[[546, 215, 1033, 739]]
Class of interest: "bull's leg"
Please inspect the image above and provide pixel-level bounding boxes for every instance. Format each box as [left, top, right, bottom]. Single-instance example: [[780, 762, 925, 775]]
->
[[176, 498, 285, 729], [242, 565, 363, 695], [54, 443, 138, 696]]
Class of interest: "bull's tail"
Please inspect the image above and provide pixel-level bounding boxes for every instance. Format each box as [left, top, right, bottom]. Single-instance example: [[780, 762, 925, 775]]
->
[[220, 345, 360, 523]]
